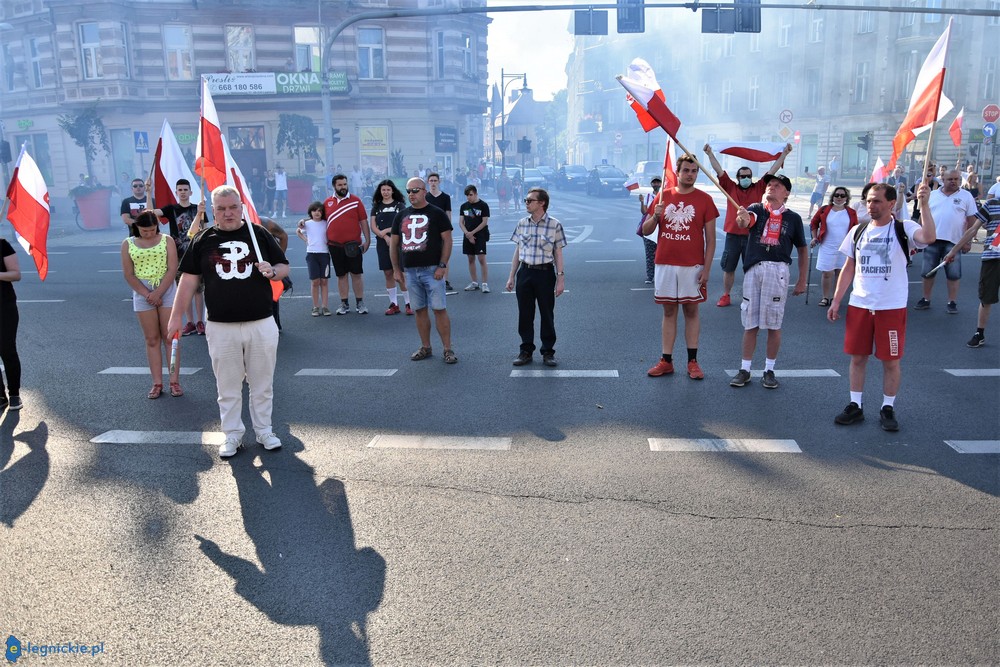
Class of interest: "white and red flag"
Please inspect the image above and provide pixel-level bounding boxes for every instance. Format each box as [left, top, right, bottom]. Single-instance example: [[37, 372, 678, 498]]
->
[[152, 119, 202, 208], [4, 145, 50, 280], [949, 107, 965, 147], [707, 141, 786, 163], [887, 19, 954, 170], [661, 139, 677, 191], [197, 78, 227, 192], [623, 176, 640, 192], [617, 58, 681, 140], [870, 156, 887, 183]]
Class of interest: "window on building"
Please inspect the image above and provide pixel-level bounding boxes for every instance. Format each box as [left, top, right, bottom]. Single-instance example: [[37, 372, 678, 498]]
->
[[226, 25, 254, 72], [1, 44, 12, 91], [722, 79, 733, 113], [722, 35, 734, 58], [164, 25, 194, 80], [857, 10, 875, 33], [991, 1, 1000, 26], [806, 68, 821, 108], [459, 33, 474, 77], [358, 27, 385, 79], [777, 70, 790, 108], [435, 31, 446, 78], [924, 0, 942, 23], [900, 51, 917, 103], [748, 75, 759, 111], [853, 61, 870, 104], [13, 133, 52, 184], [294, 26, 321, 72], [27, 37, 43, 88], [120, 23, 131, 79], [779, 17, 792, 47], [79, 22, 103, 80], [808, 14, 824, 42], [700, 39, 711, 62], [749, 33, 760, 53], [985, 56, 997, 101], [901, 0, 917, 28], [228, 126, 266, 150], [697, 82, 709, 116]]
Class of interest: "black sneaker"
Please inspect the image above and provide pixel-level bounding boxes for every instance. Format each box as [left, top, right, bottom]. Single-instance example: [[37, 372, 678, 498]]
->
[[761, 370, 779, 389], [967, 332, 985, 348], [914, 298, 930, 310], [879, 405, 899, 432], [542, 354, 557, 367], [729, 369, 751, 387], [946, 301, 958, 315], [8, 395, 22, 411], [835, 402, 864, 425], [512, 352, 532, 367]]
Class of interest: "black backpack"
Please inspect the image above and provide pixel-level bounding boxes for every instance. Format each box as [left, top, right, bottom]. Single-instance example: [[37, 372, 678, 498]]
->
[[852, 219, 912, 267]]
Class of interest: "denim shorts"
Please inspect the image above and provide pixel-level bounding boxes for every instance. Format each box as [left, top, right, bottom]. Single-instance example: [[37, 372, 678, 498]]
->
[[405, 266, 447, 311], [921, 240, 961, 281]]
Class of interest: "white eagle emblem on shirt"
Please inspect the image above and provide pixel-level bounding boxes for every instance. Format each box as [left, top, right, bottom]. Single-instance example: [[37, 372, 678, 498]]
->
[[663, 202, 695, 232]]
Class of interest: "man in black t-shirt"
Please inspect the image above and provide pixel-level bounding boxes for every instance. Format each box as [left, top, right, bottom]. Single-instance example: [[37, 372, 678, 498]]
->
[[120, 178, 148, 235], [459, 184, 491, 292], [390, 177, 457, 364], [168, 185, 290, 459], [426, 172, 456, 294]]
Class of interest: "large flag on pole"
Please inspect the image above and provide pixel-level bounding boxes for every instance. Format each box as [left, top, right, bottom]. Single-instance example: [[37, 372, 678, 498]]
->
[[949, 107, 964, 147], [870, 156, 887, 183], [617, 59, 681, 140], [152, 119, 202, 208], [197, 78, 227, 192], [707, 141, 786, 163], [661, 139, 677, 191], [4, 145, 50, 280], [887, 19, 953, 170]]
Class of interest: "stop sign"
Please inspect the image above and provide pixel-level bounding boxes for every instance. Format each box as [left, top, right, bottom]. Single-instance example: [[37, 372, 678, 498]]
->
[[983, 104, 1000, 123]]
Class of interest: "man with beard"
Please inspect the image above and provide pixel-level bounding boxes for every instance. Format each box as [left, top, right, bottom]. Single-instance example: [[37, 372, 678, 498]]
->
[[324, 173, 371, 315]]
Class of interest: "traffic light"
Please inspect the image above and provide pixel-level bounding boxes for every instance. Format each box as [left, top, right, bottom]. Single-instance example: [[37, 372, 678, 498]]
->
[[617, 0, 645, 34], [330, 128, 341, 145], [574, 9, 608, 36], [735, 0, 762, 33], [857, 132, 872, 152], [517, 137, 532, 154], [0, 140, 10, 163]]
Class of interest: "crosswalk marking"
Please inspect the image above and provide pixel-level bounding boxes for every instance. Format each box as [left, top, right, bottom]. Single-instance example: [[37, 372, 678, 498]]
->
[[649, 438, 802, 453], [367, 434, 511, 450], [510, 369, 619, 378], [295, 368, 397, 377], [19, 299, 66, 303], [725, 369, 840, 378], [944, 440, 1000, 454], [100, 367, 202, 375], [586, 259, 636, 263], [91, 430, 225, 445], [944, 369, 1000, 377]]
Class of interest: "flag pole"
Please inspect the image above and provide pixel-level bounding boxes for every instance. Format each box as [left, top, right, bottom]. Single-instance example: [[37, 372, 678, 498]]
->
[[671, 136, 739, 209], [198, 78, 208, 203]]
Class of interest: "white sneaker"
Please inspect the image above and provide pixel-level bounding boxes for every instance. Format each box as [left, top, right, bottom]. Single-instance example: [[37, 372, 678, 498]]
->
[[464, 282, 479, 291], [219, 435, 242, 458], [336, 303, 350, 315], [481, 282, 490, 293], [356, 301, 369, 314], [256, 433, 282, 451]]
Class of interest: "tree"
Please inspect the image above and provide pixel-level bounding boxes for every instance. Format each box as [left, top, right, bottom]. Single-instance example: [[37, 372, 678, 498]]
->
[[276, 113, 322, 172], [537, 89, 568, 166], [391, 149, 407, 178], [57, 105, 111, 184]]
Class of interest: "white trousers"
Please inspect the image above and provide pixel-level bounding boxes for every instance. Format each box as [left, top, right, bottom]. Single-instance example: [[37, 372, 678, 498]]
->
[[205, 317, 279, 440]]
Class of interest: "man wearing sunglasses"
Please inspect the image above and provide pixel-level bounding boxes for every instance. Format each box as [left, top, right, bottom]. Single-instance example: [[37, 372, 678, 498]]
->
[[120, 178, 149, 235], [390, 179, 458, 364]]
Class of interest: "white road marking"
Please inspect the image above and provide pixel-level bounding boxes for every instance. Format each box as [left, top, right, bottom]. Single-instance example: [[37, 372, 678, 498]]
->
[[630, 287, 654, 291], [649, 438, 802, 453], [725, 369, 841, 378], [944, 369, 1000, 377], [367, 434, 511, 450], [586, 259, 636, 263], [296, 368, 397, 377], [569, 225, 594, 243], [99, 367, 202, 375], [944, 440, 1000, 454], [98, 269, 123, 273], [511, 370, 619, 378], [91, 430, 226, 445], [18, 299, 66, 303]]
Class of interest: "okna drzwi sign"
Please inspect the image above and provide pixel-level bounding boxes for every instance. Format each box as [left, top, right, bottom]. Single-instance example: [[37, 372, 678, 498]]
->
[[203, 72, 349, 96]]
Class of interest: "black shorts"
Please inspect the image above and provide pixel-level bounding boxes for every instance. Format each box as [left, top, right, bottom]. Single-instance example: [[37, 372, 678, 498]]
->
[[980, 259, 1000, 305], [328, 244, 364, 276], [462, 228, 490, 255], [719, 233, 748, 273], [306, 252, 331, 280], [376, 236, 393, 272]]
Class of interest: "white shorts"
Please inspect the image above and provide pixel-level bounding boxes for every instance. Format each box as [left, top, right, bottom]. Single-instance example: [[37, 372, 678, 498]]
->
[[133, 279, 177, 312], [740, 262, 788, 330], [654, 264, 706, 304], [816, 243, 846, 272]]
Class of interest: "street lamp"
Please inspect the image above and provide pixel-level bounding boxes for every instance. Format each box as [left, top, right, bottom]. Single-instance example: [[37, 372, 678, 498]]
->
[[498, 69, 527, 175], [0, 22, 13, 195]]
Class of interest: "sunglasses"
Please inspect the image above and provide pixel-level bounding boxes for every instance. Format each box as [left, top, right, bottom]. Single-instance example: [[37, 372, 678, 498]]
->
[[524, 198, 539, 203], [405, 188, 424, 194], [132, 184, 145, 188], [833, 193, 847, 198]]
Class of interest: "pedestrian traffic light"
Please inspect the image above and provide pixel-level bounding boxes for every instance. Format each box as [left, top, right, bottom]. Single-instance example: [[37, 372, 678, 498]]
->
[[0, 140, 10, 163], [517, 137, 532, 154], [330, 128, 341, 145], [573, 9, 608, 36], [857, 132, 872, 152], [617, 0, 645, 34], [735, 0, 762, 33]]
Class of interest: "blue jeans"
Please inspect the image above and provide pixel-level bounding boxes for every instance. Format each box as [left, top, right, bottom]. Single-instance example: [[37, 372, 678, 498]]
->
[[405, 266, 447, 311]]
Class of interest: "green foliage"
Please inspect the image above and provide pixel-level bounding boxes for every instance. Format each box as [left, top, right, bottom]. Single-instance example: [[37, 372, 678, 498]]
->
[[391, 149, 407, 178], [57, 105, 111, 179], [276, 113, 321, 163]]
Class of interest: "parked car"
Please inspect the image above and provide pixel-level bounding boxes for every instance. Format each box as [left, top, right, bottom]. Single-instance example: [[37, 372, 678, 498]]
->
[[521, 168, 546, 191], [586, 165, 630, 197], [556, 164, 589, 190], [632, 160, 663, 186], [535, 165, 556, 186]]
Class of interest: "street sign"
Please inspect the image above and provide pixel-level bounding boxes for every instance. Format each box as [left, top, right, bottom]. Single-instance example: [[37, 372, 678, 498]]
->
[[779, 109, 793, 124], [793, 130, 801, 144], [983, 122, 997, 138], [983, 104, 1000, 123], [778, 125, 792, 141], [134, 131, 149, 153]]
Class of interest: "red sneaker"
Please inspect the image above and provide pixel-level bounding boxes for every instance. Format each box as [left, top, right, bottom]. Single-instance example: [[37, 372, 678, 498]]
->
[[716, 294, 731, 307], [181, 322, 197, 336], [385, 303, 401, 316], [687, 360, 705, 380], [647, 359, 674, 377], [405, 304, 414, 316], [196, 321, 206, 335]]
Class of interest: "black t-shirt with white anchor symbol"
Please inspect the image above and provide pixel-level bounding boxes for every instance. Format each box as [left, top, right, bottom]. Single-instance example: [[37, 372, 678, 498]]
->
[[391, 204, 453, 269]]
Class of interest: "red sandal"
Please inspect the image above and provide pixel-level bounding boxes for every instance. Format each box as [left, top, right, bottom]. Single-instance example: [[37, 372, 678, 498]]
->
[[169, 382, 183, 397], [148, 383, 163, 399]]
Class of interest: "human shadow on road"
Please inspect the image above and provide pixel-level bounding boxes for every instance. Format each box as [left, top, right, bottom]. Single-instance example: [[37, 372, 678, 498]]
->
[[0, 416, 49, 527], [195, 441, 385, 666]]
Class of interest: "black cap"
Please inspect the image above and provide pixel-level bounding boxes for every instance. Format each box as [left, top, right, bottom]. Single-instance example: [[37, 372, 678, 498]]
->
[[762, 173, 793, 192]]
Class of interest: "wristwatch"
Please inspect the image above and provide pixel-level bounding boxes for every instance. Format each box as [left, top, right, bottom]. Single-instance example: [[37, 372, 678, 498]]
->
[[556, 271, 565, 276], [438, 262, 447, 268]]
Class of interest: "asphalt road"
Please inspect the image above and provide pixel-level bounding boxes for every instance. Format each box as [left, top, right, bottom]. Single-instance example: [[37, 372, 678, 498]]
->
[[1, 188, 997, 665]]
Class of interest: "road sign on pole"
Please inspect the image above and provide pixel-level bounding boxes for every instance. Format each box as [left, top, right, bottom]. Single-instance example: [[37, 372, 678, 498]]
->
[[134, 131, 149, 153], [983, 104, 1000, 123]]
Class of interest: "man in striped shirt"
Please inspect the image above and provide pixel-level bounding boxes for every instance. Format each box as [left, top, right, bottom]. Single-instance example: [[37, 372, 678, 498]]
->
[[325, 174, 371, 315]]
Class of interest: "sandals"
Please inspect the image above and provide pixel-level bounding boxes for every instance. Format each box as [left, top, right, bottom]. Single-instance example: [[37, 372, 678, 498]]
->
[[169, 382, 184, 397], [148, 384, 163, 399], [443, 349, 458, 364], [818, 297, 832, 307], [410, 346, 432, 361]]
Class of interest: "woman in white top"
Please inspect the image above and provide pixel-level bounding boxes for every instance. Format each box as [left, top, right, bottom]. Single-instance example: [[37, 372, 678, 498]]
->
[[810, 186, 858, 307]]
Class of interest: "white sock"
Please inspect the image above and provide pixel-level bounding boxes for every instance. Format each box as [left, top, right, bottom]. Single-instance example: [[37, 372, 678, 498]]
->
[[388, 287, 397, 305], [882, 394, 896, 408], [764, 358, 776, 372], [740, 359, 752, 372], [850, 391, 863, 407], [401, 290, 410, 305]]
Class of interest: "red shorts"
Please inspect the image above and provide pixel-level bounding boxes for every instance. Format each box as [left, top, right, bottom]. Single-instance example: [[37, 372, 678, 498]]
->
[[844, 306, 907, 360]]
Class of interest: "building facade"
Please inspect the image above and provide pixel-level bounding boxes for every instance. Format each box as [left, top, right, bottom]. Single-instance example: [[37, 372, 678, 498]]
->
[[0, 0, 490, 205]]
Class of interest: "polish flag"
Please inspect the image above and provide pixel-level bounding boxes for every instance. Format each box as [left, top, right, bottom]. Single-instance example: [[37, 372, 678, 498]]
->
[[624, 176, 640, 191], [887, 19, 953, 170], [707, 141, 786, 163], [4, 145, 50, 280], [152, 119, 202, 208], [949, 107, 964, 147], [197, 78, 228, 192], [661, 139, 677, 191], [617, 59, 681, 140], [870, 156, 887, 183]]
